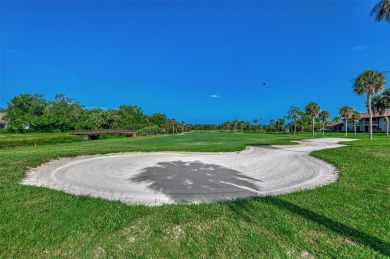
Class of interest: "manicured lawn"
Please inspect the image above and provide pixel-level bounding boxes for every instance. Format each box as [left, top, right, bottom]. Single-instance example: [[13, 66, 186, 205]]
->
[[0, 132, 81, 148], [0, 131, 389, 257]]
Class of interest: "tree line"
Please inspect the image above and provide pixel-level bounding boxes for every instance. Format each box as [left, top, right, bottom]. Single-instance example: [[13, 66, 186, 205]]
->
[[2, 69, 388, 139], [2, 93, 193, 135]]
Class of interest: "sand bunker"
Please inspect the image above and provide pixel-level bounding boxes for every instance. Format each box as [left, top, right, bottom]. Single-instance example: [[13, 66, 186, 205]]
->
[[22, 138, 355, 205]]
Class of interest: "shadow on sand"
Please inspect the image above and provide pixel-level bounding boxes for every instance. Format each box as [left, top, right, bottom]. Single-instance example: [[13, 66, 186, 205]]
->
[[130, 160, 261, 203]]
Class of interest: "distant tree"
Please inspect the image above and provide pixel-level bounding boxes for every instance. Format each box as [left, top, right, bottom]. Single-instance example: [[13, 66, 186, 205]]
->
[[339, 106, 354, 137], [5, 93, 48, 132], [239, 121, 246, 132], [76, 108, 106, 129], [245, 121, 251, 132], [222, 121, 230, 132], [181, 121, 186, 133], [170, 118, 177, 134], [318, 110, 329, 135], [253, 119, 258, 133], [331, 116, 341, 123], [276, 118, 286, 133], [233, 120, 239, 132], [185, 123, 193, 132], [296, 111, 310, 132], [259, 118, 262, 134], [287, 106, 300, 135], [382, 88, 390, 107], [49, 94, 83, 130], [138, 125, 162, 136], [353, 70, 386, 140], [372, 92, 389, 138], [269, 119, 275, 132], [371, 0, 390, 22], [149, 113, 169, 128], [162, 123, 170, 134], [116, 105, 146, 130], [351, 111, 362, 136], [305, 102, 320, 137]]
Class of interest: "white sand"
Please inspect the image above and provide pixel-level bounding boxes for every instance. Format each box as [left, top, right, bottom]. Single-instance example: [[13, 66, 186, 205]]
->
[[21, 138, 356, 206]]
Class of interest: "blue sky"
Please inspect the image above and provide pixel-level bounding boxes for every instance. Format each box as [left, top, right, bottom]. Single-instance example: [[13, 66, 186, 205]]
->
[[1, 0, 389, 124]]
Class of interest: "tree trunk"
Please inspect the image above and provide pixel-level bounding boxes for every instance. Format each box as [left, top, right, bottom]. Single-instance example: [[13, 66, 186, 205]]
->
[[312, 117, 315, 137], [345, 119, 348, 137], [354, 124, 357, 136], [322, 121, 325, 135], [294, 119, 296, 135], [367, 94, 373, 140], [385, 115, 389, 138]]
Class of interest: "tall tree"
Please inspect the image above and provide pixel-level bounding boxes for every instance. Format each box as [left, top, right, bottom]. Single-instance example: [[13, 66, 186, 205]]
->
[[382, 89, 390, 138], [276, 118, 286, 133], [287, 106, 300, 135], [353, 70, 386, 140], [371, 0, 390, 22], [253, 119, 258, 133], [259, 118, 262, 134], [382, 88, 390, 107], [305, 102, 320, 137], [372, 93, 389, 138], [351, 111, 362, 136], [318, 110, 329, 136], [170, 118, 177, 134], [339, 106, 354, 137], [269, 119, 275, 133], [5, 93, 48, 132], [50, 94, 83, 130], [233, 120, 239, 132]]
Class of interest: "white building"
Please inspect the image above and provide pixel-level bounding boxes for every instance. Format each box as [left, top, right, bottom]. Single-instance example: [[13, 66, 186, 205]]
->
[[0, 113, 7, 129], [344, 110, 390, 132]]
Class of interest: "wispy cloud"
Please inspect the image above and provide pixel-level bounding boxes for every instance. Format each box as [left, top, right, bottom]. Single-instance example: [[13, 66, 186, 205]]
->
[[211, 94, 221, 98], [350, 45, 367, 51]]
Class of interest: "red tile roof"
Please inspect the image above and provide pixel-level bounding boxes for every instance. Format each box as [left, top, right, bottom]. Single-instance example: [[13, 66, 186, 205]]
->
[[360, 109, 390, 118], [325, 121, 343, 127]]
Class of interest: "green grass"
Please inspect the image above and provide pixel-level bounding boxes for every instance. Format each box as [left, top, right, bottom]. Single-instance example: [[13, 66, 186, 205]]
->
[[0, 131, 389, 257], [0, 132, 82, 148]]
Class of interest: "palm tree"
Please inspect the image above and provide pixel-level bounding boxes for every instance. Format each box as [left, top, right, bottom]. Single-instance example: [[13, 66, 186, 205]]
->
[[339, 106, 354, 137], [233, 120, 239, 132], [170, 118, 177, 134], [305, 102, 320, 137], [318, 110, 329, 135], [259, 118, 262, 134], [253, 119, 258, 133], [246, 121, 251, 132], [371, 0, 390, 22], [269, 119, 275, 133], [240, 121, 245, 132], [353, 70, 386, 140], [382, 88, 390, 107], [351, 111, 362, 136], [277, 118, 286, 133], [163, 123, 170, 134], [287, 106, 300, 135], [382, 89, 390, 137], [372, 93, 389, 138]]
